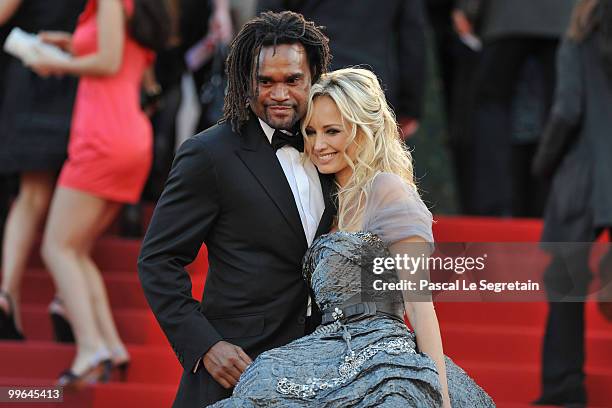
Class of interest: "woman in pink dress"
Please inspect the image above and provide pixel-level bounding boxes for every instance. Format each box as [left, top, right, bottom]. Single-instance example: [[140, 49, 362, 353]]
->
[[31, 0, 168, 387]]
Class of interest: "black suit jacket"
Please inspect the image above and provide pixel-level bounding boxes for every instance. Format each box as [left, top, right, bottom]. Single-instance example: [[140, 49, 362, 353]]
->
[[257, 0, 426, 119], [137, 114, 335, 407]]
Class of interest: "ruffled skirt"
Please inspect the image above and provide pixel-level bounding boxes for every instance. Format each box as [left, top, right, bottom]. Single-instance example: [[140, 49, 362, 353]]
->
[[209, 316, 494, 407]]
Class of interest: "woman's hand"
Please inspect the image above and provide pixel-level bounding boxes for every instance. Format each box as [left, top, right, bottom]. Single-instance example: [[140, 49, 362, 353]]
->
[[30, 61, 62, 78], [38, 31, 73, 53], [29, 53, 67, 78], [33, 0, 124, 77]]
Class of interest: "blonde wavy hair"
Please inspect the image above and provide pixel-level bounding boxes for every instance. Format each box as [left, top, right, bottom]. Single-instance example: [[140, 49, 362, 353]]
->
[[302, 68, 415, 230]]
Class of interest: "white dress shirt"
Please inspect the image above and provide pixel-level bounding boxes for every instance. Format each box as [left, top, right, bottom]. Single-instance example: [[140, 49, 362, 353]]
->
[[259, 119, 325, 245]]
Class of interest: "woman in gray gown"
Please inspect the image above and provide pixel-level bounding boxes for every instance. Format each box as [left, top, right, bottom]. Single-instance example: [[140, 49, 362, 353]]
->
[[210, 68, 494, 407]]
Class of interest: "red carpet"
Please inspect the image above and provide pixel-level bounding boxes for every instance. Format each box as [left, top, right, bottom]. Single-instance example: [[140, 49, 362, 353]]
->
[[0, 216, 610, 407]]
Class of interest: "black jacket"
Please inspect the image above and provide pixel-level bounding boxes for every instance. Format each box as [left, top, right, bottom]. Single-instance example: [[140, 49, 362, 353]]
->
[[535, 33, 612, 241], [138, 114, 335, 407], [459, 0, 574, 41]]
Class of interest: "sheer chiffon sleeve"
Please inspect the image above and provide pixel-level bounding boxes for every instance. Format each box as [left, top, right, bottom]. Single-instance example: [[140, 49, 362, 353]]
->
[[362, 173, 434, 252]]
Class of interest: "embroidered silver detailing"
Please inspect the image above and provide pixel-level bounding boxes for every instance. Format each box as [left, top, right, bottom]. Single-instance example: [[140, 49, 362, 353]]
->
[[356, 231, 382, 245], [312, 320, 342, 336], [276, 337, 416, 399]]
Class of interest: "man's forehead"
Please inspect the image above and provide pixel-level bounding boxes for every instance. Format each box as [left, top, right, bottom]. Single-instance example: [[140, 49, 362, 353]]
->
[[257, 43, 308, 66]]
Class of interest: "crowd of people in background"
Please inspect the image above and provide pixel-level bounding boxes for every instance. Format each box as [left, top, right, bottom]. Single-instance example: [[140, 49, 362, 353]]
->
[[0, 0, 593, 241], [0, 0, 611, 406]]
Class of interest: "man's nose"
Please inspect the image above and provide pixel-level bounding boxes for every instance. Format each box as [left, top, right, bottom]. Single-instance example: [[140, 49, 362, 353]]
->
[[270, 84, 289, 101]]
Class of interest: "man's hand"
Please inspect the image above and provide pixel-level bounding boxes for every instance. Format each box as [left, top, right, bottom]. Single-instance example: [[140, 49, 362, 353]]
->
[[203, 341, 253, 389]]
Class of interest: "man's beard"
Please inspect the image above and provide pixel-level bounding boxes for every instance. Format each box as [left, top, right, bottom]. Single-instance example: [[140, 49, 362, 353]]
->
[[264, 107, 299, 130]]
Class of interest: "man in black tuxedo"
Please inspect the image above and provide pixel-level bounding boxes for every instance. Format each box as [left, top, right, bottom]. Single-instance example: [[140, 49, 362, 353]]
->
[[138, 11, 333, 408]]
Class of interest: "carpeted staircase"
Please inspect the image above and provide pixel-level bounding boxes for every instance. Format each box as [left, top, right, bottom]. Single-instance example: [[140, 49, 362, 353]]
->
[[0, 216, 610, 407]]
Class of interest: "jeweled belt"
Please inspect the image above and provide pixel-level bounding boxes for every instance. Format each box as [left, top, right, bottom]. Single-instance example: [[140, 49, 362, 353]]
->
[[320, 301, 403, 325]]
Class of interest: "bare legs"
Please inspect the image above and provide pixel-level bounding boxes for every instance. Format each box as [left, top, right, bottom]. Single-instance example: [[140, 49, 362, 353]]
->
[[0, 172, 55, 333], [41, 187, 126, 374]]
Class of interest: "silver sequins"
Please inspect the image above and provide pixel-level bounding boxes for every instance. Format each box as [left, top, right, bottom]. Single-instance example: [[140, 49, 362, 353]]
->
[[276, 337, 416, 399]]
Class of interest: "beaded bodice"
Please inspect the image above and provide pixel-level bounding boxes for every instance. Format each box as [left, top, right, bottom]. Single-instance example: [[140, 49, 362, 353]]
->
[[303, 231, 404, 314]]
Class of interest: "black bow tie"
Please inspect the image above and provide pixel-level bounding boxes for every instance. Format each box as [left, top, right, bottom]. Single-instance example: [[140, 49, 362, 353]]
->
[[271, 129, 304, 152]]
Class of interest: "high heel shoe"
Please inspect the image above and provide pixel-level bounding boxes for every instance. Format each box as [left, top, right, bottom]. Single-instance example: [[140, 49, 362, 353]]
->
[[114, 360, 130, 382], [0, 291, 25, 340], [49, 298, 75, 343], [111, 346, 131, 382], [58, 349, 112, 390]]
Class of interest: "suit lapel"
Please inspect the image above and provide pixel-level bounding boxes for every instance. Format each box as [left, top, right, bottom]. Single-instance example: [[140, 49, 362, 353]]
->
[[236, 115, 308, 249], [315, 172, 337, 239]]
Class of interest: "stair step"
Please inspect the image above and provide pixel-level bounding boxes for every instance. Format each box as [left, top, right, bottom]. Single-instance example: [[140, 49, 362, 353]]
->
[[28, 237, 142, 271], [457, 361, 612, 406], [24, 236, 208, 275], [442, 324, 612, 368], [19, 306, 167, 346], [435, 302, 612, 331], [0, 342, 181, 384], [18, 271, 206, 310], [432, 216, 543, 242], [0, 376, 176, 408], [19, 272, 149, 310]]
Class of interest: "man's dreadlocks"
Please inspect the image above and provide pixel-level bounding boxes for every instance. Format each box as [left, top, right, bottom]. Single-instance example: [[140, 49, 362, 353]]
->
[[222, 11, 331, 131]]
